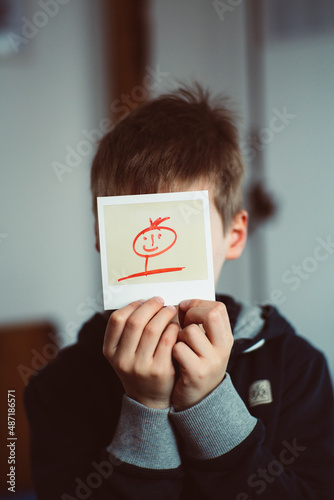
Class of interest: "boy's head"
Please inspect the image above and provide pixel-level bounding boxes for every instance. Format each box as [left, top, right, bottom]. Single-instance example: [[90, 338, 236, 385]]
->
[[91, 84, 248, 282]]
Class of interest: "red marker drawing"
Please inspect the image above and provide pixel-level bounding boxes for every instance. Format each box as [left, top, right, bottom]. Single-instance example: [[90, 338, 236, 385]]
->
[[118, 217, 185, 282]]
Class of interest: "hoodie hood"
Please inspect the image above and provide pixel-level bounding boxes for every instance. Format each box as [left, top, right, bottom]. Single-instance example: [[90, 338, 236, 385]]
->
[[216, 294, 296, 358]]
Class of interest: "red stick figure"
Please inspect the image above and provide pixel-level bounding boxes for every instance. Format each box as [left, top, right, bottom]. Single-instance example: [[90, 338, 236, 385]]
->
[[118, 217, 185, 282]]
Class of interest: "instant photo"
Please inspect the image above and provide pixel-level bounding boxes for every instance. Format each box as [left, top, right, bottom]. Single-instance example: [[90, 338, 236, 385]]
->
[[97, 191, 215, 309]]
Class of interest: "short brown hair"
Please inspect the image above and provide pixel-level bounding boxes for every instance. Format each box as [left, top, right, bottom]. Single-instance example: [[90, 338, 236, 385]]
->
[[91, 84, 245, 231]]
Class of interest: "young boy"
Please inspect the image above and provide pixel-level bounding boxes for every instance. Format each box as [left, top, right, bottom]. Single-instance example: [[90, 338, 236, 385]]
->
[[25, 85, 334, 499]]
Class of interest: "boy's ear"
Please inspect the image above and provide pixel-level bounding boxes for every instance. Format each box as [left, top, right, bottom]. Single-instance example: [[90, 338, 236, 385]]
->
[[95, 222, 100, 253], [225, 210, 248, 260]]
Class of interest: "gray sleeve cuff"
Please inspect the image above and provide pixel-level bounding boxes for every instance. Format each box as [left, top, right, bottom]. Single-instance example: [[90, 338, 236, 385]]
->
[[107, 394, 181, 469], [169, 373, 257, 460]]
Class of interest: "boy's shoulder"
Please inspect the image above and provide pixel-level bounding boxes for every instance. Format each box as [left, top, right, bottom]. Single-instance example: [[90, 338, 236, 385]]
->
[[24, 312, 121, 412]]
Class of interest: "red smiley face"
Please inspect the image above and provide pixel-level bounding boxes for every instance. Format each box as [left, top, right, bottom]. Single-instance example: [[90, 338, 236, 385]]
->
[[133, 218, 177, 258]]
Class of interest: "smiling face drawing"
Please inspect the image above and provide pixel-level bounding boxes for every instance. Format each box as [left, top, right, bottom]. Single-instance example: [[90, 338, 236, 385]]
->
[[133, 217, 177, 258], [117, 215, 186, 282]]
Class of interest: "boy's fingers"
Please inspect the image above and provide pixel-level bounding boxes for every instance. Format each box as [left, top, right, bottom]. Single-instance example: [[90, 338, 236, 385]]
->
[[178, 299, 214, 328], [177, 324, 212, 358], [103, 300, 143, 356], [172, 340, 199, 372], [135, 305, 178, 360], [153, 321, 180, 367], [179, 299, 216, 312], [179, 300, 232, 349], [116, 297, 165, 354]]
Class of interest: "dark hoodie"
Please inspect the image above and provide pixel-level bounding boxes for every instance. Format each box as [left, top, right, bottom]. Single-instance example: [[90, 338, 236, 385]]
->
[[24, 295, 334, 499]]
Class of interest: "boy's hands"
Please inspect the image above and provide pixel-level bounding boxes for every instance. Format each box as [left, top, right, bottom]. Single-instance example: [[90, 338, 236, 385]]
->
[[172, 299, 234, 411], [103, 297, 179, 409], [103, 297, 233, 412]]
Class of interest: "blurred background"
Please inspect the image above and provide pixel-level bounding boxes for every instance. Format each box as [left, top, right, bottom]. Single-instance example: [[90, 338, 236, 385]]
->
[[0, 0, 333, 497]]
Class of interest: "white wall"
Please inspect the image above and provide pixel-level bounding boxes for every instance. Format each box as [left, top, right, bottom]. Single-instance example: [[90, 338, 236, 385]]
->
[[0, 0, 106, 345], [262, 25, 334, 378]]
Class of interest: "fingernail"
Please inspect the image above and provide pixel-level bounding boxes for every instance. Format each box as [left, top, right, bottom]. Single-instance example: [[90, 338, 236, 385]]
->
[[166, 305, 176, 311], [152, 296, 165, 305], [179, 300, 190, 309], [137, 299, 146, 305]]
